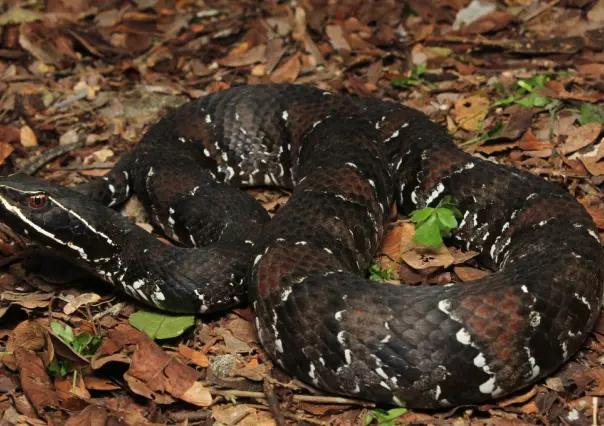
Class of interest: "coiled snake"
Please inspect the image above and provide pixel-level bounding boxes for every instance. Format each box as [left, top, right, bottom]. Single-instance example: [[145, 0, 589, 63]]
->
[[0, 84, 602, 408]]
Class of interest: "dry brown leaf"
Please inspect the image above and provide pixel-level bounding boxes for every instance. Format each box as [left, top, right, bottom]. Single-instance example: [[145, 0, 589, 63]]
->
[[0, 142, 15, 165], [178, 344, 209, 367], [217, 45, 266, 67], [454, 95, 490, 132], [63, 293, 101, 315], [582, 203, 604, 229], [235, 358, 267, 381], [402, 245, 454, 270], [81, 375, 121, 391], [14, 348, 60, 417], [454, 265, 491, 282], [0, 125, 20, 143], [296, 402, 351, 415], [212, 404, 254, 425], [379, 221, 414, 261], [54, 374, 91, 400], [179, 381, 213, 407], [20, 125, 38, 147], [269, 54, 301, 84], [558, 123, 602, 154], [325, 24, 351, 51]]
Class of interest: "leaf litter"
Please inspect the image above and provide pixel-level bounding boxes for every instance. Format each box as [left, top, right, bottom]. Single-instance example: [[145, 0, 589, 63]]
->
[[1, 0, 604, 424]]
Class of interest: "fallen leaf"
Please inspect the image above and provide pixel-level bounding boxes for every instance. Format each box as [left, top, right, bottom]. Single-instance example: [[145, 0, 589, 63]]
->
[[588, 0, 604, 22], [14, 348, 60, 418], [20, 125, 38, 147], [454, 265, 491, 282], [401, 245, 454, 270], [0, 142, 15, 165], [217, 45, 266, 67], [63, 293, 101, 315], [269, 54, 301, 84], [493, 109, 533, 142], [558, 123, 602, 154], [325, 24, 351, 51], [454, 95, 490, 132], [178, 344, 209, 367]]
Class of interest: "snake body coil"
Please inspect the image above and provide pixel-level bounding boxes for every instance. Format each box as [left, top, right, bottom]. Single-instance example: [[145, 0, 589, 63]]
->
[[0, 84, 601, 408]]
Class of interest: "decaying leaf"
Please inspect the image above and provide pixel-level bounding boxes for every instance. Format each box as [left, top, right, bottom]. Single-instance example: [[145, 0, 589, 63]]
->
[[454, 95, 490, 132]]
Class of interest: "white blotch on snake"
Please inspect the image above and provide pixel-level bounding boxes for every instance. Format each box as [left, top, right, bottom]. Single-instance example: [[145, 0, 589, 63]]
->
[[456, 328, 472, 345], [574, 292, 591, 309]]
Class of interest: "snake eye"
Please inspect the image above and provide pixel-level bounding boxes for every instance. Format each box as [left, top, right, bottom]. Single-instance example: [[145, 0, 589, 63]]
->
[[28, 194, 48, 209]]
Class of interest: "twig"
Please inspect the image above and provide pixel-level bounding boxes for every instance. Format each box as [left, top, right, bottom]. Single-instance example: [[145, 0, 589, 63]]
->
[[523, 0, 560, 23], [169, 409, 211, 422], [246, 403, 331, 426], [91, 302, 124, 321], [264, 380, 287, 426], [205, 387, 374, 406], [45, 165, 114, 172]]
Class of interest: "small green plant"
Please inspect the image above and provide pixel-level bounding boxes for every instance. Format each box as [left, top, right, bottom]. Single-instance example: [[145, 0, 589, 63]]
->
[[492, 72, 569, 109], [390, 64, 435, 88], [369, 263, 395, 282], [48, 322, 101, 379], [410, 195, 462, 248], [577, 102, 604, 125], [365, 407, 408, 425]]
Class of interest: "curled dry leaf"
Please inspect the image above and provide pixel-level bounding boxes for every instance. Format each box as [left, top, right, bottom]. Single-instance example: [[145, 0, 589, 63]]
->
[[63, 293, 101, 315], [2, 320, 53, 370], [92, 324, 212, 406]]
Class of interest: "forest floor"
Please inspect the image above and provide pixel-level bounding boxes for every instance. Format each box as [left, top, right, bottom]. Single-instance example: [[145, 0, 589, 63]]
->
[[1, 0, 604, 425]]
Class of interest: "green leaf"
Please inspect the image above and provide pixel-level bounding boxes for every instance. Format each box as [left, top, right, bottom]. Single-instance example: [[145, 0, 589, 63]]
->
[[48, 357, 71, 377], [369, 263, 394, 282], [578, 102, 604, 125], [366, 407, 408, 425], [72, 333, 102, 356], [436, 208, 458, 229], [409, 207, 434, 223], [516, 92, 550, 108], [51, 322, 74, 344], [412, 216, 443, 247], [516, 80, 534, 92], [129, 310, 195, 340], [411, 63, 426, 77]]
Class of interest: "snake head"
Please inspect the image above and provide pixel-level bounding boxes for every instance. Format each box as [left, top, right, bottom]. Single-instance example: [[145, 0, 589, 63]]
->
[[0, 173, 119, 263]]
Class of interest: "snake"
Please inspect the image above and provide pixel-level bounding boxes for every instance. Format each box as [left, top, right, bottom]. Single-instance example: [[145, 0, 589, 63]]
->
[[0, 84, 602, 408]]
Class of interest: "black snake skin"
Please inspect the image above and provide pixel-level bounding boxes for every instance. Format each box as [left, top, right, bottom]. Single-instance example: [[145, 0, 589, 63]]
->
[[0, 84, 602, 408]]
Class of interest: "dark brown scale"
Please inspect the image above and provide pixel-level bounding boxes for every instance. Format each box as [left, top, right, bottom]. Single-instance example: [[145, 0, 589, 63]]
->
[[2, 84, 601, 409]]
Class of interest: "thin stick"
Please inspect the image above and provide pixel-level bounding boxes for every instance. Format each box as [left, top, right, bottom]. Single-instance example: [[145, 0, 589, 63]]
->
[[206, 387, 374, 406], [523, 0, 560, 22]]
